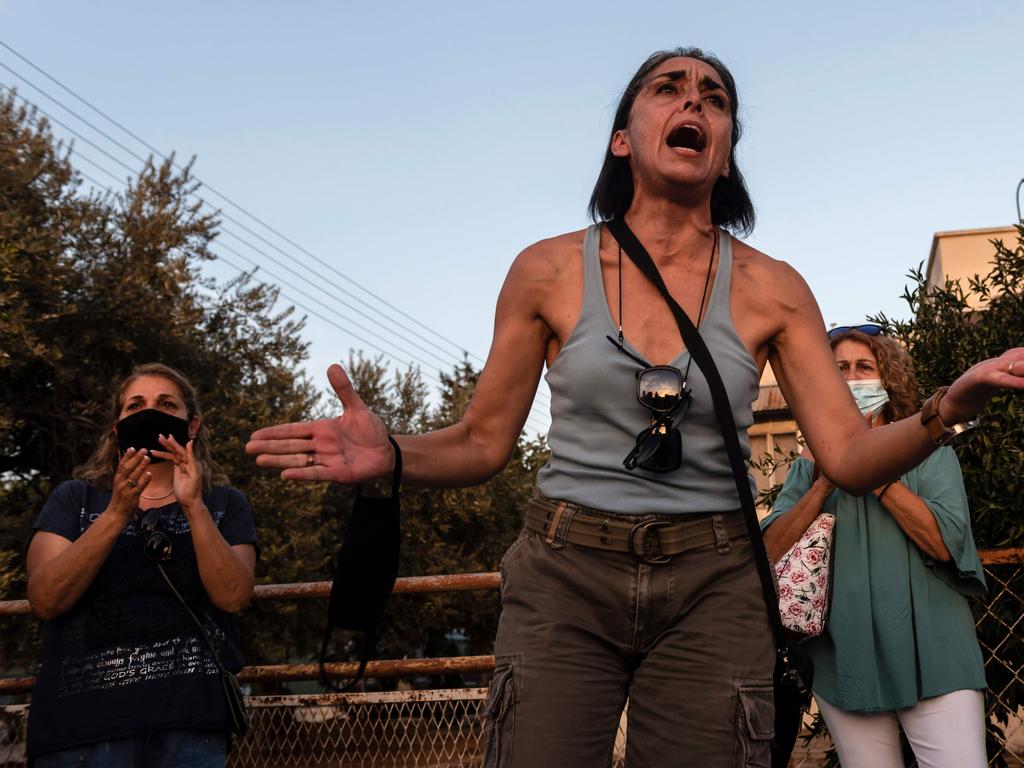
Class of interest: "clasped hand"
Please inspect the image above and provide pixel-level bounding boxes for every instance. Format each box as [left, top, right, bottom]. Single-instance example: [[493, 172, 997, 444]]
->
[[150, 435, 204, 513]]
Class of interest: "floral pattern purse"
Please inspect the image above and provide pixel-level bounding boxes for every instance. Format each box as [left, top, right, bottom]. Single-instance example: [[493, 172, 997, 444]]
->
[[774, 512, 835, 642]]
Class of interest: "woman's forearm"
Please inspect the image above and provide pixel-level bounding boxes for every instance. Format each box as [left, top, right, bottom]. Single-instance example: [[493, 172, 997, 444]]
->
[[184, 502, 255, 613], [825, 416, 938, 495], [762, 479, 833, 562], [876, 482, 951, 561], [27, 510, 129, 619], [396, 419, 517, 488]]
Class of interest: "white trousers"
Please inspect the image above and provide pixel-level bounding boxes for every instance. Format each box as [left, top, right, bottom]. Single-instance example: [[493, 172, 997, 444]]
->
[[816, 689, 986, 768]]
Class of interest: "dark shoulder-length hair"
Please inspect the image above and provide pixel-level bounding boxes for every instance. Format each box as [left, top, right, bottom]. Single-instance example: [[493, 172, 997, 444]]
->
[[74, 362, 230, 490], [588, 47, 755, 236], [829, 331, 919, 423]]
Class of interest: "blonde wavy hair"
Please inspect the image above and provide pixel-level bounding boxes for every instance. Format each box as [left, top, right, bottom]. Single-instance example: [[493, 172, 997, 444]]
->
[[74, 363, 230, 490], [829, 330, 919, 422]]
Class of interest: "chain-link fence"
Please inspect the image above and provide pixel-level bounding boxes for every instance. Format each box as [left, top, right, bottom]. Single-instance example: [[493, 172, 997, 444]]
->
[[0, 691, 615, 768], [2, 558, 1022, 767], [977, 561, 1024, 766], [232, 690, 489, 768], [0, 705, 27, 768]]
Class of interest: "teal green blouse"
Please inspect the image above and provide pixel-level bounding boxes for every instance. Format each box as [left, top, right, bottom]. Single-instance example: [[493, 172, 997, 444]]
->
[[761, 448, 987, 712]]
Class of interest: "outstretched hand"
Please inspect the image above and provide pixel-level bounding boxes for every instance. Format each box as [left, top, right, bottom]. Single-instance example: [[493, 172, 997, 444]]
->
[[943, 348, 1024, 424], [246, 364, 395, 484]]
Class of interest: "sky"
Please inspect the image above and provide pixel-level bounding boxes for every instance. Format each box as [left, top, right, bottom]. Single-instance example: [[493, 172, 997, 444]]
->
[[2, 1, 1022, 434]]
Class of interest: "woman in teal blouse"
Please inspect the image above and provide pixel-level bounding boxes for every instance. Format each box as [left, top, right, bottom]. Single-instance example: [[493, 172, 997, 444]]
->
[[762, 327, 987, 768]]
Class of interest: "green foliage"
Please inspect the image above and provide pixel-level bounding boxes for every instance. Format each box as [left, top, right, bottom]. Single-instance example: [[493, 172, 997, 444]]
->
[[0, 90, 324, 671], [871, 228, 1024, 548], [754, 226, 1024, 765], [749, 444, 801, 511], [0, 91, 549, 692], [871, 227, 1024, 763]]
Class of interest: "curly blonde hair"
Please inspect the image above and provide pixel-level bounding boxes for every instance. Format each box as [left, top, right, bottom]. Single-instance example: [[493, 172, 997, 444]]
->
[[74, 363, 230, 490], [829, 330, 919, 422]]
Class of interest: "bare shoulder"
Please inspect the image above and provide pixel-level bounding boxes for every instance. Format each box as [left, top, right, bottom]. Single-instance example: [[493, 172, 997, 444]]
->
[[508, 229, 585, 282], [501, 229, 585, 307], [731, 238, 808, 295], [732, 238, 817, 312], [729, 236, 824, 357]]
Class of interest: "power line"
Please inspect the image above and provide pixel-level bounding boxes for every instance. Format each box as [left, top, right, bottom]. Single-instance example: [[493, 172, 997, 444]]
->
[[0, 59, 149, 167], [0, 83, 454, 371], [72, 164, 552, 436], [0, 38, 488, 367], [215, 237, 464, 373], [0, 83, 142, 177], [17, 120, 551, 434], [0, 64, 478, 371], [0, 54, 550, 412]]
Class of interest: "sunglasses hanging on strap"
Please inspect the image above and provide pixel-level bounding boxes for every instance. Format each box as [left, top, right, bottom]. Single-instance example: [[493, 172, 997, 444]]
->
[[605, 218, 812, 768], [319, 436, 402, 692]]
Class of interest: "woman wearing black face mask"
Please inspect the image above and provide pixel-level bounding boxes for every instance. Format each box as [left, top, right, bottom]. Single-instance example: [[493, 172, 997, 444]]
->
[[25, 363, 258, 768]]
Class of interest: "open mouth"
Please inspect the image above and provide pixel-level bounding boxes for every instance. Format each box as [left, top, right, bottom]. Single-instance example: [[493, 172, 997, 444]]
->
[[666, 124, 706, 152]]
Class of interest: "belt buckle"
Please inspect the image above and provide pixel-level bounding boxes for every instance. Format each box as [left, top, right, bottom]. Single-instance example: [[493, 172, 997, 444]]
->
[[628, 519, 672, 565]]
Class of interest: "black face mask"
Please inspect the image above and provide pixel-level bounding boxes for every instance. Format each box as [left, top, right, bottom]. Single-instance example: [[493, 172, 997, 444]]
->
[[319, 436, 402, 692], [116, 409, 192, 463]]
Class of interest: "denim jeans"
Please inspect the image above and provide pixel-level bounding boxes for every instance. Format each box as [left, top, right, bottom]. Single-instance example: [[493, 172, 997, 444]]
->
[[33, 729, 227, 768], [484, 508, 776, 768]]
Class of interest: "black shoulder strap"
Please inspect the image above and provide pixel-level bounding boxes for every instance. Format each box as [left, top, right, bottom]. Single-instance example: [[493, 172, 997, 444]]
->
[[605, 218, 786, 648], [157, 562, 230, 673]]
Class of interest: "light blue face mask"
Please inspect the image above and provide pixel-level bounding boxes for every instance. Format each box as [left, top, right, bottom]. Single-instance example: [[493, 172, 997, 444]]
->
[[848, 378, 889, 416]]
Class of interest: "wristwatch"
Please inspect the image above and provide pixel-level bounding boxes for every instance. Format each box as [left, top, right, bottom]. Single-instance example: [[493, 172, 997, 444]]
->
[[920, 386, 980, 445]]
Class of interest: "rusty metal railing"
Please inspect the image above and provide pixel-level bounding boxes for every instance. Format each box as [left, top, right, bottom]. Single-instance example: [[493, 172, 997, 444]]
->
[[0, 573, 502, 695], [0, 572, 502, 617], [2, 553, 1023, 767]]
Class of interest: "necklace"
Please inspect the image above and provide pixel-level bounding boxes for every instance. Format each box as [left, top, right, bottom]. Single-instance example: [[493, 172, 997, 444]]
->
[[616, 226, 718, 375], [140, 488, 175, 501]]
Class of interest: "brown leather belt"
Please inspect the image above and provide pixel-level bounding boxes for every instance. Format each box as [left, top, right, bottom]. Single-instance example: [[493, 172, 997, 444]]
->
[[523, 495, 748, 565]]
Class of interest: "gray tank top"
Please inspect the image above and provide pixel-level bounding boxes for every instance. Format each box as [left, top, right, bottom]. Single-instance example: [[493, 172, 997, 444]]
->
[[535, 224, 760, 514]]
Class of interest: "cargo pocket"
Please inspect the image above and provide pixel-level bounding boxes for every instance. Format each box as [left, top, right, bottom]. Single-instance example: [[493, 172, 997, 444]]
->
[[498, 529, 532, 573], [498, 529, 533, 601], [482, 661, 517, 768], [734, 683, 774, 768]]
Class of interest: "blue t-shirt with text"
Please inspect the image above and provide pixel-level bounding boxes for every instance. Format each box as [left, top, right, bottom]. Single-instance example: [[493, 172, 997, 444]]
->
[[26, 480, 258, 760]]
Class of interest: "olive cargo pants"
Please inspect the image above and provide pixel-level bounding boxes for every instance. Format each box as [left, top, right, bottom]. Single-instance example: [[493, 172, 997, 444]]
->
[[483, 507, 776, 768]]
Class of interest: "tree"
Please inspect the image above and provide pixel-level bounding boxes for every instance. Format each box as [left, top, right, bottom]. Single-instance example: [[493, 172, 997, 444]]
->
[[873, 231, 1024, 547], [0, 90, 551, 694], [755, 227, 1024, 766], [0, 90, 325, 673], [872, 228, 1024, 765]]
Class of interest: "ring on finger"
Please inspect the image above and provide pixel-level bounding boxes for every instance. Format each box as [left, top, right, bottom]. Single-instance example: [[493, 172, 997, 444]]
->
[[1010, 360, 1017, 375], [127, 479, 139, 488], [306, 453, 316, 467]]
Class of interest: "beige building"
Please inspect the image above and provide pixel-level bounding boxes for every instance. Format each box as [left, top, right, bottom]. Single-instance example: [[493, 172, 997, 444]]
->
[[925, 226, 1018, 307]]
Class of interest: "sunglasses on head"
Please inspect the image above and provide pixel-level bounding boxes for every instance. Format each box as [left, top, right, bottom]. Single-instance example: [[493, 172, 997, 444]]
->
[[827, 323, 884, 339], [137, 507, 172, 562], [608, 337, 692, 473]]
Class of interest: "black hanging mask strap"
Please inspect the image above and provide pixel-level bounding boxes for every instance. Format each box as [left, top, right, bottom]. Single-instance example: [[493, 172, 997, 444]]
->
[[319, 436, 402, 691]]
